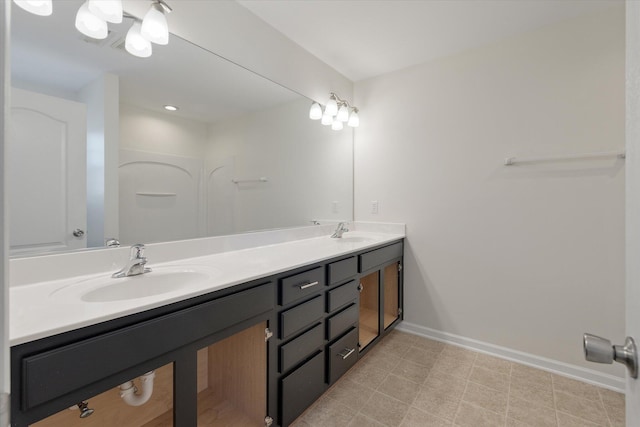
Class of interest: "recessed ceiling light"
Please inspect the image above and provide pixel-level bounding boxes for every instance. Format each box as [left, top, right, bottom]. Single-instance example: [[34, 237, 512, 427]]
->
[[164, 105, 178, 111]]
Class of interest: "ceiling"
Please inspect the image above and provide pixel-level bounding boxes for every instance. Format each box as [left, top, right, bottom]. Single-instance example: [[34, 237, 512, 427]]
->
[[237, 0, 621, 82]]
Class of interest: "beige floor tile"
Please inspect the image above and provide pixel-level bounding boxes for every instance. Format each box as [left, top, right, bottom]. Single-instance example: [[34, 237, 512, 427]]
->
[[554, 391, 609, 426], [378, 373, 421, 404], [604, 402, 625, 427], [349, 413, 387, 427], [402, 347, 439, 368], [506, 418, 544, 427], [345, 361, 391, 389], [326, 378, 375, 411], [511, 364, 553, 390], [301, 396, 355, 427], [400, 407, 452, 427], [392, 359, 433, 384], [552, 375, 601, 401], [468, 366, 510, 392], [474, 353, 512, 376], [432, 355, 474, 380], [384, 330, 419, 346], [507, 396, 557, 427], [424, 370, 468, 392], [462, 382, 508, 415], [453, 401, 506, 427], [362, 349, 403, 372], [290, 417, 313, 427], [411, 337, 446, 354], [509, 379, 555, 409], [599, 387, 625, 409], [361, 391, 410, 427], [413, 385, 463, 421], [438, 345, 478, 363], [556, 411, 607, 427], [375, 341, 412, 359]]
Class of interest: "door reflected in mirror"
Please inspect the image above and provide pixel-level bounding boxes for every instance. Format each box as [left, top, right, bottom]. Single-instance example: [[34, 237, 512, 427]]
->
[[9, 1, 353, 256]]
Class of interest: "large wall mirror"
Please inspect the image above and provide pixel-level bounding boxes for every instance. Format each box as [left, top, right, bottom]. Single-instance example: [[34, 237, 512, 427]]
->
[[9, 1, 353, 257]]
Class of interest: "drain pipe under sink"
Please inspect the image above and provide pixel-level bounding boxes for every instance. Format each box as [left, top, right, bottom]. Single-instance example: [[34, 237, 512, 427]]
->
[[119, 371, 156, 406]]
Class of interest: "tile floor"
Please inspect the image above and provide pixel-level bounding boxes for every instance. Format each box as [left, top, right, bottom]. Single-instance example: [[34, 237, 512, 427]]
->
[[291, 330, 625, 427]]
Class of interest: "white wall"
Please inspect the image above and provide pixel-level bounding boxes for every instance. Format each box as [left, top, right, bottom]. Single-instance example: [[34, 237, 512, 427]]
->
[[206, 97, 353, 234], [355, 6, 625, 380], [78, 74, 119, 248]]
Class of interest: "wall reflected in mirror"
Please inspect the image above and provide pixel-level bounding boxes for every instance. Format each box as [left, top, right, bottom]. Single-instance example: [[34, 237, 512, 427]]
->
[[9, 0, 353, 256]]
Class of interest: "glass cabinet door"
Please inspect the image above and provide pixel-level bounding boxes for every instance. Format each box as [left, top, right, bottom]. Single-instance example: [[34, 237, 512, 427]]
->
[[32, 362, 175, 427], [383, 262, 400, 330], [196, 321, 267, 426], [359, 271, 380, 351]]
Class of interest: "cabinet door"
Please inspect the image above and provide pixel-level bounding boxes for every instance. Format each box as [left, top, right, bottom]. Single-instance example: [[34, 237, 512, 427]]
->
[[196, 321, 268, 426], [30, 361, 175, 427], [359, 271, 380, 351], [383, 262, 401, 330]]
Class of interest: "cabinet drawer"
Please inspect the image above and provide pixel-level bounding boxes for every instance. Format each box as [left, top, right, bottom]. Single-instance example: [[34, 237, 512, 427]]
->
[[326, 303, 358, 341], [359, 242, 403, 272], [21, 283, 274, 410], [328, 327, 359, 384], [281, 351, 325, 427], [280, 266, 325, 306], [327, 280, 358, 313], [327, 256, 357, 285], [280, 323, 323, 373], [280, 295, 324, 339]]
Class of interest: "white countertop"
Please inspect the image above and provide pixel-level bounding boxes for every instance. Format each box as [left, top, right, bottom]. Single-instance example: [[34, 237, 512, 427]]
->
[[10, 227, 404, 346]]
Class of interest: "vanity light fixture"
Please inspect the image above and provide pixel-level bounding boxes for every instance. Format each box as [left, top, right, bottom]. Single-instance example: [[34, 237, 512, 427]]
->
[[12, 0, 52, 16], [325, 94, 339, 116], [125, 21, 152, 58], [164, 105, 179, 111], [309, 102, 323, 120], [88, 0, 123, 24], [141, 0, 172, 45], [309, 92, 360, 130], [75, 1, 109, 40], [321, 113, 334, 126], [347, 108, 359, 127]]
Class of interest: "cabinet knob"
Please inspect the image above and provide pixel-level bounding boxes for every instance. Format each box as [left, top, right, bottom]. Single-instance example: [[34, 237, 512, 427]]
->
[[357, 283, 363, 292]]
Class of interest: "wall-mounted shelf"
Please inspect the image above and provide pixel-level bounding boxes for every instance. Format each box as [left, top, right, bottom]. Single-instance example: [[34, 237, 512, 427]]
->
[[231, 177, 268, 184], [504, 151, 626, 166], [135, 192, 177, 197]]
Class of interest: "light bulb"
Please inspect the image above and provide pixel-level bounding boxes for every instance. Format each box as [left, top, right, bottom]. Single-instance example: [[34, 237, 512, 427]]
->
[[348, 109, 359, 127], [325, 96, 338, 116], [331, 119, 344, 131], [141, 2, 169, 45], [309, 102, 323, 120], [13, 0, 52, 16], [126, 22, 152, 58], [75, 1, 108, 39], [88, 0, 123, 24], [336, 104, 349, 122], [321, 113, 333, 126]]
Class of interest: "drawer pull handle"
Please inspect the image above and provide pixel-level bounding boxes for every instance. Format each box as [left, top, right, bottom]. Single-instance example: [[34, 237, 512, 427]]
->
[[338, 348, 355, 360], [299, 281, 319, 290], [357, 283, 363, 292]]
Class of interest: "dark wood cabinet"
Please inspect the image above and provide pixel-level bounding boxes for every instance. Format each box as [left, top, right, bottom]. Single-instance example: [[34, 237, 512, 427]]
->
[[11, 239, 403, 427]]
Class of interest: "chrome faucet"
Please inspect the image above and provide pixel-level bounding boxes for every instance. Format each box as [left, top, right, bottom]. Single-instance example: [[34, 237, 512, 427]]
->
[[331, 222, 349, 238], [112, 244, 152, 278]]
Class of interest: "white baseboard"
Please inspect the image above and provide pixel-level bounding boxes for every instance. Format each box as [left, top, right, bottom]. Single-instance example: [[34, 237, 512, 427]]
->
[[396, 321, 625, 393]]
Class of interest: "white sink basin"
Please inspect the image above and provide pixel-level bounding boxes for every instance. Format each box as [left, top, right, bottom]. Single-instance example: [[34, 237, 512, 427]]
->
[[50, 266, 218, 303]]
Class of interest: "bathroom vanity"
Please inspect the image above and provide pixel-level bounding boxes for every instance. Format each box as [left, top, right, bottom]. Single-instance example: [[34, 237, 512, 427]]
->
[[8, 229, 404, 427]]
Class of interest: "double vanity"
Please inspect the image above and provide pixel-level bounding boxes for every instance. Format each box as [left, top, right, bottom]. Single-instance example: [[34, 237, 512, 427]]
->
[[8, 223, 404, 426]]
